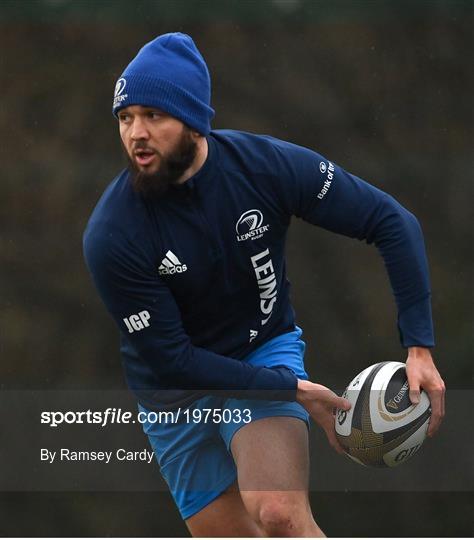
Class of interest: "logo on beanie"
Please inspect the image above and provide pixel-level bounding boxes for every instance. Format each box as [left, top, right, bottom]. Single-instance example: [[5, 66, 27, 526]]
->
[[113, 77, 128, 109]]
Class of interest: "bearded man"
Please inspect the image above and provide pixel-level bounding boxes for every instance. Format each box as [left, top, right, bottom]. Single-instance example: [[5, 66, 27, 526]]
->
[[83, 33, 445, 537]]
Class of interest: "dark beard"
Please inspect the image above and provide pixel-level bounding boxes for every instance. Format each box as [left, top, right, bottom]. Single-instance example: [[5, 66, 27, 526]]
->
[[123, 128, 197, 198]]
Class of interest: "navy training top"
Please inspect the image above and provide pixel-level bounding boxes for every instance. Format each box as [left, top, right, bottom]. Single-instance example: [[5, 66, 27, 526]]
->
[[83, 130, 434, 409]]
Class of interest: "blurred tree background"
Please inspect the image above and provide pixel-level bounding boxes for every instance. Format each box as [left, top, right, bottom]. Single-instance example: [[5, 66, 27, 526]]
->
[[0, 0, 472, 536]]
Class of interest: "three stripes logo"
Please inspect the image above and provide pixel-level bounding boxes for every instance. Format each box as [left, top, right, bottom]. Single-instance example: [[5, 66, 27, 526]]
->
[[158, 250, 188, 276]]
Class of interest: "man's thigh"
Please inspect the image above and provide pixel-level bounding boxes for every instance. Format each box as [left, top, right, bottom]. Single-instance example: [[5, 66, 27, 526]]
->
[[184, 414, 313, 538], [230, 415, 310, 492], [229, 416, 321, 536]]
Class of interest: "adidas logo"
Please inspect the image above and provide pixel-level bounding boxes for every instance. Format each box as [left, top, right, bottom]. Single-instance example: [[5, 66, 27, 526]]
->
[[158, 250, 188, 276]]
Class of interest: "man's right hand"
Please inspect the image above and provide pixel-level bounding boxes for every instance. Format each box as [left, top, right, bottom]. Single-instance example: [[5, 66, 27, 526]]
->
[[296, 379, 351, 454]]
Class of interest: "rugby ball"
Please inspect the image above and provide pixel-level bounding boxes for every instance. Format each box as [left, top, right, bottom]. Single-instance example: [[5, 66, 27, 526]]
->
[[335, 361, 431, 468]]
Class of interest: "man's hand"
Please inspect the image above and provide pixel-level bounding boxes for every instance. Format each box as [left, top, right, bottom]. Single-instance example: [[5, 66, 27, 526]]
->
[[296, 379, 351, 454], [406, 347, 445, 437]]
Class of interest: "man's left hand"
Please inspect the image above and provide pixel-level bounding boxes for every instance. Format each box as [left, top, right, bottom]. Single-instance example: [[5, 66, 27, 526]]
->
[[405, 347, 445, 437]]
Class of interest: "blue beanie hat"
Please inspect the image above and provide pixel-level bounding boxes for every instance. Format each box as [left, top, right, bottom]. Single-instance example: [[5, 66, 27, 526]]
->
[[112, 32, 214, 135]]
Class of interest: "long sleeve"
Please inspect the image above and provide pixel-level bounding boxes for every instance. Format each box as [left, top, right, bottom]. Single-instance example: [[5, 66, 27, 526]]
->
[[83, 223, 298, 399], [270, 139, 434, 347]]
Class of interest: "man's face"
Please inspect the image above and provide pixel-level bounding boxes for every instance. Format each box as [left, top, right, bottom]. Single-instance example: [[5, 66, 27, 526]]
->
[[118, 105, 197, 197]]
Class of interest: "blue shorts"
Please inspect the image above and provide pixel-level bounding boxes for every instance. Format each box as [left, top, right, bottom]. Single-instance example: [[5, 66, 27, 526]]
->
[[139, 326, 310, 520]]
